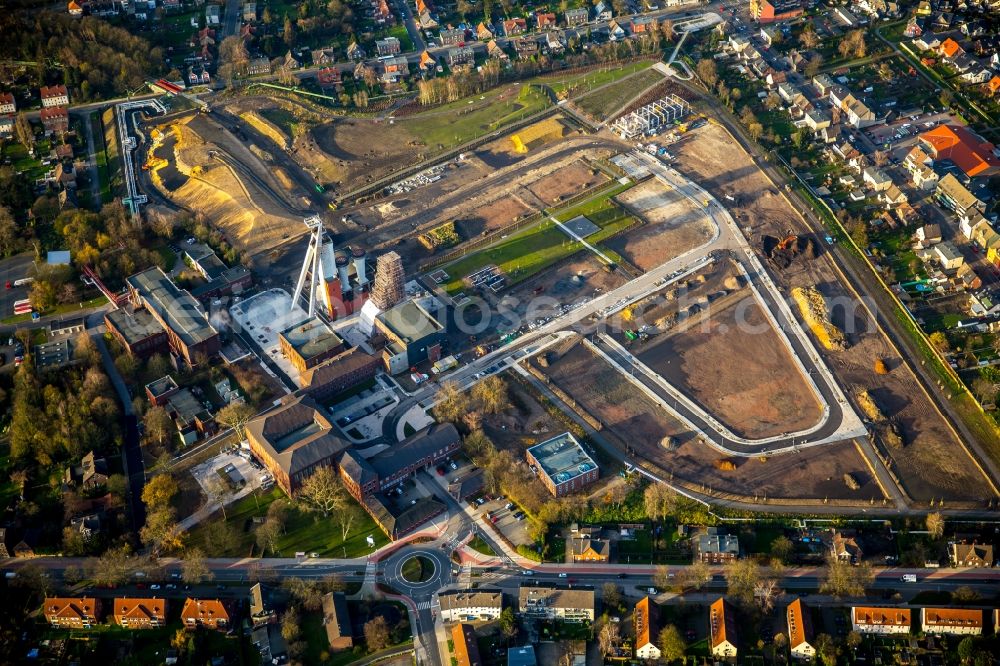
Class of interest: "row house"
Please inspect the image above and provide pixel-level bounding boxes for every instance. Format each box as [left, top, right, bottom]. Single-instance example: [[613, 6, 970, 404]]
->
[[181, 598, 230, 630], [114, 598, 167, 629], [44, 598, 100, 629], [788, 598, 815, 661], [710, 598, 738, 659], [40, 107, 69, 136], [852, 607, 911, 634], [921, 607, 982, 635], [904, 145, 939, 190], [40, 84, 70, 108], [0, 92, 15, 114], [438, 589, 503, 622]]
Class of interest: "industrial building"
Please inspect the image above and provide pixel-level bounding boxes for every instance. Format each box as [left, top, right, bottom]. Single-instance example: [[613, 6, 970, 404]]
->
[[526, 432, 599, 497], [125, 266, 220, 366], [292, 217, 369, 321], [105, 306, 169, 358], [279, 317, 346, 375], [301, 346, 382, 398], [245, 394, 350, 495], [375, 299, 446, 374], [612, 94, 689, 139]]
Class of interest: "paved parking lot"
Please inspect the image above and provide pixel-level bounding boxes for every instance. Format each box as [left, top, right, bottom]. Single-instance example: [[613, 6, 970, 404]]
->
[[182, 449, 270, 528], [0, 253, 37, 318]]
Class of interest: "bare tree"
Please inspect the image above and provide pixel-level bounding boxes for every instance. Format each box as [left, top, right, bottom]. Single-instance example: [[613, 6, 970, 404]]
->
[[297, 466, 345, 516], [598, 620, 621, 658], [15, 113, 34, 155], [472, 376, 510, 414], [364, 616, 391, 652], [754, 578, 781, 613], [204, 475, 230, 520], [216, 402, 257, 440], [181, 547, 214, 583], [926, 512, 945, 539], [872, 150, 889, 168]]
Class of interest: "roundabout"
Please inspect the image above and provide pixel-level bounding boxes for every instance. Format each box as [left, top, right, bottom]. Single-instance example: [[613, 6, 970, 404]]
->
[[383, 546, 452, 597], [400, 554, 436, 584]]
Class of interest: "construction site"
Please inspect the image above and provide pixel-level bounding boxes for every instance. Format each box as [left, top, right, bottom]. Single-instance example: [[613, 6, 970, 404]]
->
[[113, 60, 998, 512]]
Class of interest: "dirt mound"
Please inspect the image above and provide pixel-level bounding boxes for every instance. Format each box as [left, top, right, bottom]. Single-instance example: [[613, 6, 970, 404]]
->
[[762, 234, 816, 269]]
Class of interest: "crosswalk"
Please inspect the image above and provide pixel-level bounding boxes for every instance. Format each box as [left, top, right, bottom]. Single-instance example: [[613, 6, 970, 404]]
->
[[364, 556, 377, 585], [416, 600, 434, 610]]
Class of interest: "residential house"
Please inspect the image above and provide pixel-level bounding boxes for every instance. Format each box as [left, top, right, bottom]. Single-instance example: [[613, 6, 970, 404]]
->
[[904, 145, 938, 190], [766, 71, 787, 88], [486, 40, 509, 62], [44, 598, 100, 628], [915, 223, 942, 248], [831, 531, 863, 563], [536, 12, 556, 30], [750, 0, 803, 22], [379, 56, 410, 83], [593, 1, 612, 21], [938, 37, 963, 59], [844, 98, 876, 128], [986, 76, 1000, 96], [518, 583, 595, 622], [571, 537, 610, 562], [249, 583, 277, 628], [564, 7, 588, 26], [544, 33, 563, 52], [242, 1, 256, 20], [40, 107, 69, 136], [961, 68, 991, 84], [635, 596, 660, 660], [955, 264, 982, 291], [40, 85, 70, 108], [375, 36, 401, 55], [629, 16, 656, 35], [698, 528, 739, 564], [513, 39, 538, 57], [936, 173, 985, 216], [66, 451, 109, 489], [787, 598, 815, 661], [921, 608, 983, 635], [607, 20, 626, 40], [418, 50, 436, 73], [114, 598, 167, 628], [949, 542, 994, 567], [804, 109, 831, 131], [882, 184, 908, 207], [812, 73, 835, 95], [476, 22, 493, 40], [0, 116, 12, 138], [68, 0, 83, 16], [852, 607, 911, 634], [934, 242, 964, 270], [438, 589, 503, 622], [452, 623, 483, 666], [502, 18, 526, 36], [322, 592, 353, 651], [346, 42, 365, 60], [447, 46, 475, 67], [959, 213, 989, 241], [913, 33, 940, 51], [316, 67, 342, 90], [863, 167, 893, 191], [205, 4, 220, 24], [0, 92, 15, 114], [919, 124, 1000, 178], [187, 65, 210, 86], [246, 57, 270, 75], [439, 28, 464, 46], [181, 598, 230, 630], [313, 48, 337, 66], [710, 598, 738, 659]]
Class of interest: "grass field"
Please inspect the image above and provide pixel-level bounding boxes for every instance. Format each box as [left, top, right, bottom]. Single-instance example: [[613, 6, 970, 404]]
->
[[401, 555, 435, 582], [575, 67, 665, 120], [401, 84, 552, 150], [541, 60, 655, 98], [185, 486, 389, 558], [1, 296, 107, 325], [439, 181, 636, 294], [467, 535, 496, 556]]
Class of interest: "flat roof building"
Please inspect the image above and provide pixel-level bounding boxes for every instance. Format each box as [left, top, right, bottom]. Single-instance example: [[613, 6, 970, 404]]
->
[[698, 528, 740, 564], [302, 346, 381, 398], [438, 589, 503, 623], [126, 267, 220, 366], [279, 317, 345, 375], [518, 583, 595, 622], [246, 394, 350, 495], [375, 299, 446, 374], [105, 307, 168, 358], [526, 432, 598, 497]]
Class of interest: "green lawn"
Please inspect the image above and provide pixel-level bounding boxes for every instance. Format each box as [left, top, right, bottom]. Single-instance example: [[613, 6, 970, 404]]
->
[[400, 83, 552, 151], [575, 67, 665, 121], [541, 60, 655, 98], [185, 486, 390, 558], [401, 555, 435, 583], [438, 181, 636, 294], [467, 535, 496, 556], [1, 296, 108, 325]]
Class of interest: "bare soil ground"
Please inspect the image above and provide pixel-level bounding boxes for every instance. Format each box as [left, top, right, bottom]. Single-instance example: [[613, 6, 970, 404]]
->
[[641, 293, 823, 440], [482, 378, 564, 453], [526, 161, 609, 206], [541, 342, 880, 501], [607, 178, 716, 271], [673, 122, 993, 502], [311, 117, 425, 192], [456, 196, 534, 238]]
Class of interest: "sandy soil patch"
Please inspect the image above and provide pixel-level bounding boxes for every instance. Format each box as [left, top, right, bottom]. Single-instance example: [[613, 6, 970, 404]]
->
[[456, 196, 534, 238], [640, 294, 823, 440], [607, 178, 716, 271], [526, 161, 608, 206], [311, 117, 425, 192]]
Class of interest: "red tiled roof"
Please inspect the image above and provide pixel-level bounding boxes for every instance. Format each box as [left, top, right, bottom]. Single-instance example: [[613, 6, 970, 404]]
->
[[939, 38, 962, 58], [988, 76, 1000, 94], [919, 124, 1000, 178], [40, 84, 68, 99]]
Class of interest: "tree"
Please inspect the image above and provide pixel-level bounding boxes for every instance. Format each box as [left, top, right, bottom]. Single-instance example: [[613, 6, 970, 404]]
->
[[201, 518, 240, 557], [140, 508, 185, 553], [434, 381, 470, 423], [15, 113, 34, 154], [0, 206, 17, 257], [181, 547, 214, 583], [873, 150, 889, 167], [748, 122, 764, 141], [256, 518, 282, 556], [957, 636, 977, 662], [602, 583, 622, 611], [771, 535, 794, 563], [804, 54, 823, 78], [92, 544, 136, 587], [143, 406, 175, 447], [815, 633, 839, 666], [926, 511, 945, 539], [820, 553, 873, 597], [336, 503, 359, 542], [658, 625, 687, 663], [753, 577, 780, 613], [216, 402, 256, 440], [695, 58, 718, 88], [298, 466, 345, 516], [725, 559, 760, 607], [218, 35, 249, 83], [204, 475, 230, 520], [498, 607, 518, 642], [142, 473, 178, 510], [952, 585, 980, 602], [677, 560, 711, 591], [364, 616, 391, 652], [929, 331, 950, 354], [283, 15, 295, 47], [598, 620, 621, 657], [799, 26, 819, 49], [472, 376, 509, 414], [846, 631, 862, 649], [660, 18, 675, 41], [281, 605, 301, 643]]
